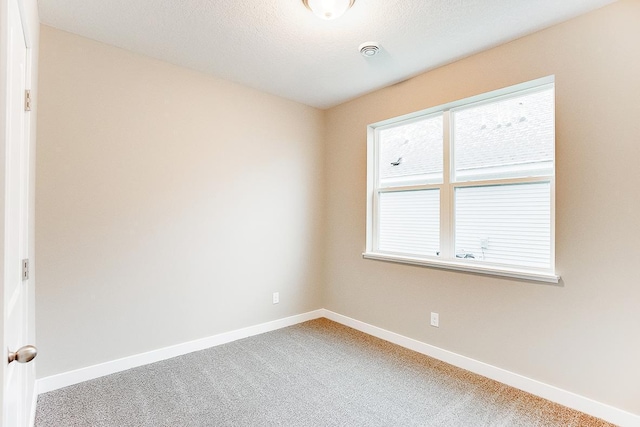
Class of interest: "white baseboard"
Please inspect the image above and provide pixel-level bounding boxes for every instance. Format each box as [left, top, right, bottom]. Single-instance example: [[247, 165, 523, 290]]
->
[[36, 308, 638, 427], [36, 309, 324, 395], [321, 309, 639, 427]]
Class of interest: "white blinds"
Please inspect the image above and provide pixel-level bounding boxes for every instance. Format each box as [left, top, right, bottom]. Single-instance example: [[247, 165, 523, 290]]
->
[[455, 182, 551, 268], [378, 190, 440, 256]]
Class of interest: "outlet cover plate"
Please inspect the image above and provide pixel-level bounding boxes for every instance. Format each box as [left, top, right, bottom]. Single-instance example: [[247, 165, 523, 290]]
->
[[430, 312, 439, 327]]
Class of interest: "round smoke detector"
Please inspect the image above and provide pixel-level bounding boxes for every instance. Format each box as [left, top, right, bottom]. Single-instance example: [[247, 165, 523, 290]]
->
[[359, 42, 380, 57]]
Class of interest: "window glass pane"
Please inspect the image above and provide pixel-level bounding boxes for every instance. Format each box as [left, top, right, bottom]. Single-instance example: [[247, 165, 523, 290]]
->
[[378, 115, 443, 187], [378, 189, 440, 256], [453, 87, 554, 182], [455, 182, 551, 269]]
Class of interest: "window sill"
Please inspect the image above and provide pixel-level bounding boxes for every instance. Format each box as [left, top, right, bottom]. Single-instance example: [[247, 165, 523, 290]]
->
[[362, 252, 560, 284]]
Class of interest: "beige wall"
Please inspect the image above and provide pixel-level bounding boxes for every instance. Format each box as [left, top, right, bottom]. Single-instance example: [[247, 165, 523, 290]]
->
[[36, 26, 325, 377], [324, 0, 640, 415]]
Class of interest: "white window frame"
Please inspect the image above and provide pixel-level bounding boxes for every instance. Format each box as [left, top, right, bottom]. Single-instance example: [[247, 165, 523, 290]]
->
[[364, 76, 559, 283]]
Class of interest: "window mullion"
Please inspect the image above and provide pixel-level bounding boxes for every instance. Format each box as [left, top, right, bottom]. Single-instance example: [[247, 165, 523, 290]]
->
[[368, 126, 379, 253], [378, 184, 441, 193], [452, 175, 553, 188], [441, 111, 453, 260]]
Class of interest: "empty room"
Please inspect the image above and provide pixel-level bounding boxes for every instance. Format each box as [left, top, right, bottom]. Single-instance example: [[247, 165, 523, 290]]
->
[[1, 0, 639, 426]]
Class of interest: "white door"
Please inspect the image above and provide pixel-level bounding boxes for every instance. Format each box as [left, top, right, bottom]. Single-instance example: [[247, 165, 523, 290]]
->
[[2, 0, 36, 425]]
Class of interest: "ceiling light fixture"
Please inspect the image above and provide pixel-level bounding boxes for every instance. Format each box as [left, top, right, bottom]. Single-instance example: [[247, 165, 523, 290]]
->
[[302, 0, 356, 20]]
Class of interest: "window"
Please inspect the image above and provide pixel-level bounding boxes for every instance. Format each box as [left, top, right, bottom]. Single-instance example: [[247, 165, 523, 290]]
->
[[364, 77, 558, 283]]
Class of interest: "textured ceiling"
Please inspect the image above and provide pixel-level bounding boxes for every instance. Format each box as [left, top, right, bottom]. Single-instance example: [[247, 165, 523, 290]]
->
[[37, 0, 616, 109]]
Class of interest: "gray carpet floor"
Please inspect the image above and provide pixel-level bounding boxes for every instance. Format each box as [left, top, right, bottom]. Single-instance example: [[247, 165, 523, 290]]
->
[[35, 319, 614, 426]]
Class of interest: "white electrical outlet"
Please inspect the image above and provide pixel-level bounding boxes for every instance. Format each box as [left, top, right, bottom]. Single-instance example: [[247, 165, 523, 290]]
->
[[272, 292, 280, 304], [430, 312, 439, 327]]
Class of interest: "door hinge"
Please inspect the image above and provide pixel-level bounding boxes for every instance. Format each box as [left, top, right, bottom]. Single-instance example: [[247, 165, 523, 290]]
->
[[25, 90, 31, 112], [22, 259, 29, 281]]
